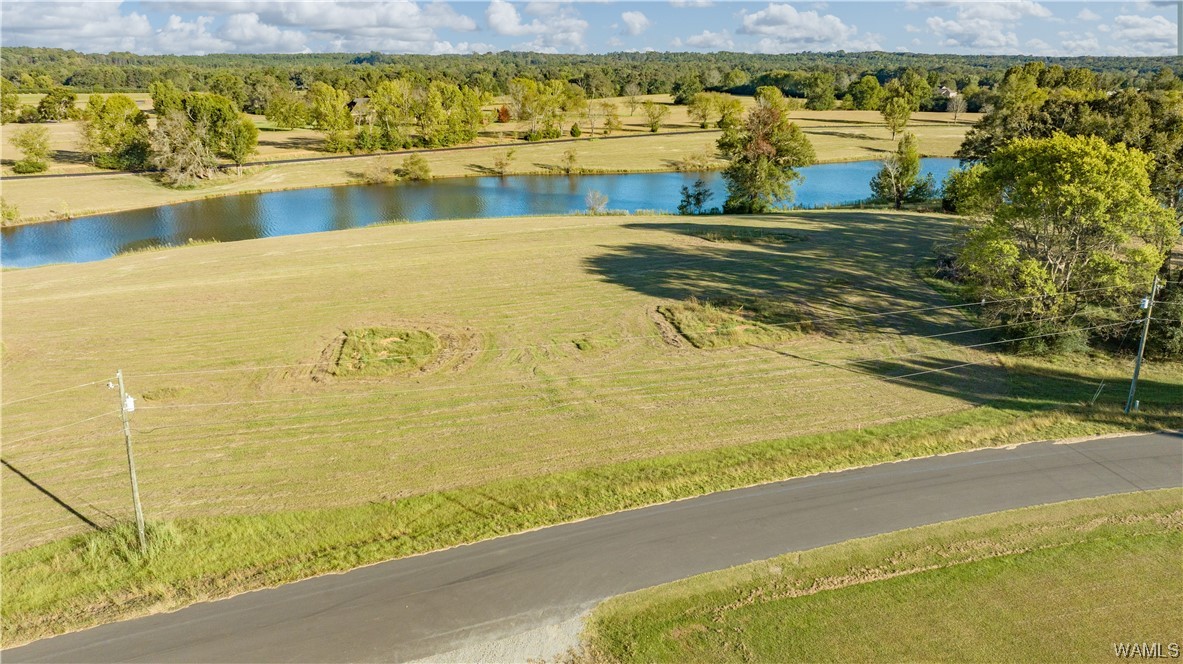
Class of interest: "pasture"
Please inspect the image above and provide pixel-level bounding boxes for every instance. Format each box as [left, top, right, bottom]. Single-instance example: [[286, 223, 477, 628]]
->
[[2, 210, 1178, 642]]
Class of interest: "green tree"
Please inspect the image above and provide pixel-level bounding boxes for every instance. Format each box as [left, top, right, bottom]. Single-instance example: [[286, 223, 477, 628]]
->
[[265, 89, 308, 130], [80, 94, 150, 170], [870, 133, 933, 209], [601, 102, 623, 135], [715, 95, 744, 130], [224, 114, 258, 175], [881, 95, 911, 139], [804, 72, 836, 110], [243, 72, 283, 115], [208, 71, 247, 110], [672, 75, 703, 105], [367, 79, 413, 149], [847, 75, 884, 111], [10, 125, 51, 173], [308, 81, 353, 152], [149, 80, 185, 117], [717, 91, 816, 213], [642, 100, 669, 133], [561, 146, 579, 174], [36, 87, 76, 121], [1, 79, 19, 124], [955, 133, 1178, 347], [687, 92, 713, 128]]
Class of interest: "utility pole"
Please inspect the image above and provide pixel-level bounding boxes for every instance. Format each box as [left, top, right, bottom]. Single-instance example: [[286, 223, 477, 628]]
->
[[117, 369, 147, 552], [1124, 275, 1159, 414]]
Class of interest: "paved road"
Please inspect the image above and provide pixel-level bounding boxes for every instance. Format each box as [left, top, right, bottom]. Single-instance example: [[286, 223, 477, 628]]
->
[[7, 432, 1181, 663]]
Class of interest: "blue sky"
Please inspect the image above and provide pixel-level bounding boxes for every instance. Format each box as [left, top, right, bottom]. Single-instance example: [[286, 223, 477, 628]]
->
[[1, 1, 1178, 57]]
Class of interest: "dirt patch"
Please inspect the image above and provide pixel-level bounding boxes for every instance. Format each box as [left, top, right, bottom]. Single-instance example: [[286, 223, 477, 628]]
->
[[649, 306, 686, 348]]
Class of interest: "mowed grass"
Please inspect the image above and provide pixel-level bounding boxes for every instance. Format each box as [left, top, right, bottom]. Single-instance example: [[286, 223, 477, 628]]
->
[[0, 97, 977, 222], [583, 490, 1183, 663], [2, 211, 1180, 643]]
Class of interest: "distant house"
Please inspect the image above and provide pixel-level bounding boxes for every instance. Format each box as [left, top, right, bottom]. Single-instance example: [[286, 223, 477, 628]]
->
[[347, 97, 371, 121], [937, 86, 958, 99]]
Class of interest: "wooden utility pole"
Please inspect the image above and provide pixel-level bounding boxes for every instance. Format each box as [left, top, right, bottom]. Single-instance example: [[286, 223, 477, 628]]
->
[[1124, 275, 1159, 414], [117, 369, 147, 551]]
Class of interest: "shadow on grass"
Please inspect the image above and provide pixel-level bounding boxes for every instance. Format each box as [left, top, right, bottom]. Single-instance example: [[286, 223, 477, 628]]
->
[[465, 163, 503, 176], [584, 213, 959, 336], [804, 129, 882, 142], [1, 459, 109, 530], [856, 354, 1183, 415]]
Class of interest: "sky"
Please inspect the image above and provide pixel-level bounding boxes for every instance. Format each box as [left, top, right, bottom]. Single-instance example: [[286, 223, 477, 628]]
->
[[0, 1, 1179, 57]]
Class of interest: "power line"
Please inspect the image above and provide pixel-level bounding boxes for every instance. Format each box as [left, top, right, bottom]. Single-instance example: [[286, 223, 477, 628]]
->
[[2, 410, 118, 446], [1, 379, 110, 407]]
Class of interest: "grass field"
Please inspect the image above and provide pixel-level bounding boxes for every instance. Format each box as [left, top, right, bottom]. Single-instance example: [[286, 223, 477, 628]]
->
[[0, 94, 977, 223], [582, 489, 1183, 663], [2, 210, 1180, 643]]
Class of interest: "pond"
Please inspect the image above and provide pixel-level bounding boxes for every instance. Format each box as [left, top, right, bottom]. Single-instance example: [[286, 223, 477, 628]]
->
[[1, 158, 958, 268]]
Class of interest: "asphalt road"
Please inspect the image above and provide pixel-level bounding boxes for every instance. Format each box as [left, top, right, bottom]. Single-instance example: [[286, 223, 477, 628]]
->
[[7, 432, 1181, 663]]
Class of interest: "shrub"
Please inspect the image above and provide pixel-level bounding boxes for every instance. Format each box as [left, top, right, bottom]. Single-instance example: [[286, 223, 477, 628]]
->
[[1, 197, 19, 225], [570, 123, 582, 137], [399, 153, 432, 181], [497, 105, 511, 123], [586, 190, 608, 214]]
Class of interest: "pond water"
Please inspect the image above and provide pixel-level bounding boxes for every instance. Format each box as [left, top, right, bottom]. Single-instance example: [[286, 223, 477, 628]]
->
[[1, 158, 958, 268]]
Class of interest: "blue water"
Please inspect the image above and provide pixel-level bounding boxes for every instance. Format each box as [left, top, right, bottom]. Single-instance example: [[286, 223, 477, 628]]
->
[[1, 158, 958, 268]]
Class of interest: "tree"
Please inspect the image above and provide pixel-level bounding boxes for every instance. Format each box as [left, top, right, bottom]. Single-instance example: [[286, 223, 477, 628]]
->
[[149, 80, 185, 117], [601, 102, 622, 135], [265, 89, 308, 130], [585, 190, 608, 214], [881, 95, 911, 139], [308, 81, 353, 152], [870, 133, 932, 209], [208, 72, 247, 110], [715, 95, 744, 130], [224, 114, 258, 175], [10, 125, 51, 173], [150, 111, 218, 186], [492, 149, 515, 175], [672, 75, 703, 105], [847, 75, 884, 111], [80, 94, 150, 170], [678, 178, 714, 215], [36, 87, 76, 121], [955, 133, 1178, 347], [623, 82, 642, 115], [947, 95, 967, 121], [717, 91, 816, 213], [805, 72, 836, 110], [367, 79, 413, 149], [642, 100, 669, 133], [687, 92, 713, 128], [1, 79, 19, 124], [561, 146, 579, 174], [242, 72, 283, 115]]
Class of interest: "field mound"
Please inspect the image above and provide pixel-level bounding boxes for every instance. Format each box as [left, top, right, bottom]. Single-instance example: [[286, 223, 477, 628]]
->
[[657, 297, 813, 349], [308, 321, 481, 382]]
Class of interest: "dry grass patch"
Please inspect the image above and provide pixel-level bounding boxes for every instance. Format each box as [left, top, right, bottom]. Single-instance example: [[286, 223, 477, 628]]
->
[[658, 297, 813, 349]]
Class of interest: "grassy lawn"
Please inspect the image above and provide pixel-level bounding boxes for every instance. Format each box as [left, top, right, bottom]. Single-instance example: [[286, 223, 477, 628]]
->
[[0, 96, 976, 223], [2, 211, 1179, 644], [583, 490, 1183, 663]]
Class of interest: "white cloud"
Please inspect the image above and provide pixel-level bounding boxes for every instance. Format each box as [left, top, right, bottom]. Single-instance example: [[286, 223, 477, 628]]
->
[[923, 0, 1052, 52], [620, 11, 651, 36], [486, 0, 588, 51], [1077, 8, 1101, 21], [0, 1, 152, 52], [680, 29, 734, 50], [739, 3, 877, 51], [1060, 32, 1101, 54], [1110, 13, 1177, 52], [220, 13, 306, 52], [670, 0, 713, 7]]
